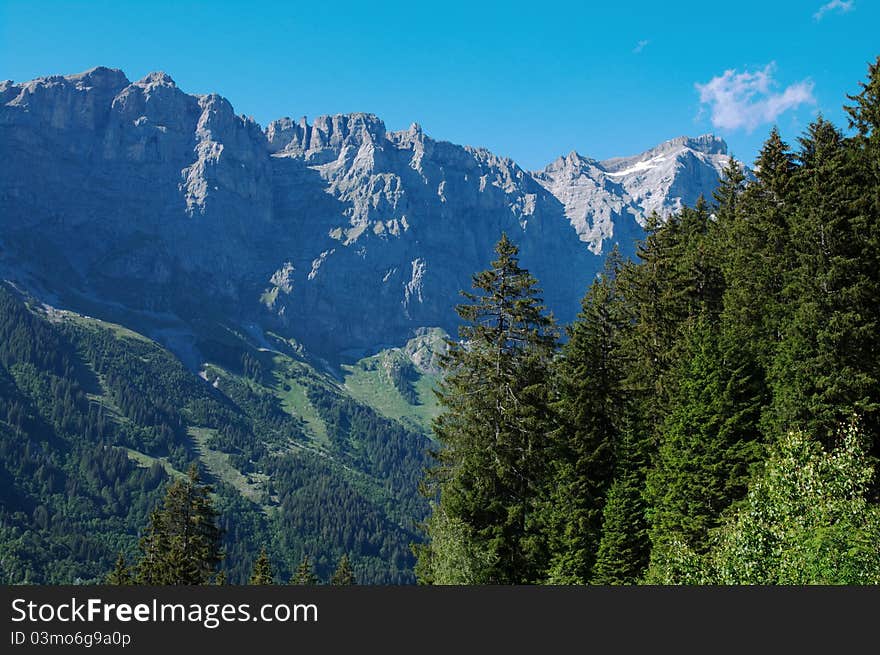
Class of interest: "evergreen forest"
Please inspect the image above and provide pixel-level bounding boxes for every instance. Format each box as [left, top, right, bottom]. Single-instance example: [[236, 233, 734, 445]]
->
[[416, 58, 880, 584]]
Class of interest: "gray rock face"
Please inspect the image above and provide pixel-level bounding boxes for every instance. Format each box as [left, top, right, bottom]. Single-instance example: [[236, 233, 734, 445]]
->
[[1, 67, 278, 316], [264, 114, 597, 355], [532, 134, 735, 255], [1, 67, 736, 359]]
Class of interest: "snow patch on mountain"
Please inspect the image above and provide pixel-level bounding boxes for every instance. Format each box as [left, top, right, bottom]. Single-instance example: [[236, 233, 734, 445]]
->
[[532, 134, 739, 253]]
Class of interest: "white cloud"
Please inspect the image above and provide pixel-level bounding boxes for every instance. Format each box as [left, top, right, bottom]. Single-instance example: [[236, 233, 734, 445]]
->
[[813, 0, 854, 21], [633, 39, 649, 54], [695, 63, 816, 132]]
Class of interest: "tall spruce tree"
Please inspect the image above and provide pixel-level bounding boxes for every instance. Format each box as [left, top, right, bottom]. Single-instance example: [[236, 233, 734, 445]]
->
[[606, 200, 725, 581], [615, 201, 721, 445], [620, 212, 685, 420], [291, 554, 318, 585], [769, 116, 878, 444], [721, 127, 797, 374], [330, 554, 356, 585], [546, 249, 626, 583], [593, 214, 699, 583], [843, 56, 880, 456], [676, 197, 726, 320], [418, 234, 558, 584], [249, 547, 274, 584], [645, 317, 764, 577], [845, 56, 880, 153], [713, 156, 747, 223], [136, 465, 223, 585]]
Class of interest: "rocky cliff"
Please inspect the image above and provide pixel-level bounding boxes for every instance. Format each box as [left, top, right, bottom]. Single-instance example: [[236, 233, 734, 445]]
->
[[532, 134, 733, 254], [1, 67, 737, 360]]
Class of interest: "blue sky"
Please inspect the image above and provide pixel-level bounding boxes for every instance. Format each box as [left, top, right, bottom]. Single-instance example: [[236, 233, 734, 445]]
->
[[1, 0, 877, 169]]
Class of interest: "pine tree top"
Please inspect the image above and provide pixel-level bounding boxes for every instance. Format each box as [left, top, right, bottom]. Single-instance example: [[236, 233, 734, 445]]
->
[[845, 55, 880, 140], [453, 233, 557, 353], [291, 554, 319, 585], [135, 463, 223, 585], [755, 126, 795, 198], [107, 552, 133, 585], [330, 554, 356, 585], [249, 547, 274, 585], [797, 115, 844, 168]]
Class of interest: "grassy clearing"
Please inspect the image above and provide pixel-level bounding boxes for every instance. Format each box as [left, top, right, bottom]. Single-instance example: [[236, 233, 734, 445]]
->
[[124, 448, 187, 480], [271, 356, 332, 448], [188, 427, 268, 505], [342, 350, 440, 434]]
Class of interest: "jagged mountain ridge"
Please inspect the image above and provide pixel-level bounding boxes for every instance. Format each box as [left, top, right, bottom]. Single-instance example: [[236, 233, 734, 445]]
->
[[1, 66, 736, 359], [532, 134, 733, 254]]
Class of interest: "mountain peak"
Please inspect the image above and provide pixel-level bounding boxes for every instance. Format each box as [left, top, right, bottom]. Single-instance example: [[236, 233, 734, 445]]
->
[[136, 71, 177, 89], [537, 150, 597, 176], [532, 133, 739, 253], [663, 134, 727, 155], [66, 66, 130, 88], [265, 112, 389, 156], [4, 66, 130, 94]]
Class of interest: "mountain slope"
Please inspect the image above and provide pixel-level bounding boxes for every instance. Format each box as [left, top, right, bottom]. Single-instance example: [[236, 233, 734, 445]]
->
[[0, 282, 433, 583]]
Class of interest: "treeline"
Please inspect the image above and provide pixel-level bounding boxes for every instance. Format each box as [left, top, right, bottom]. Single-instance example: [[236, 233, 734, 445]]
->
[[416, 58, 880, 584]]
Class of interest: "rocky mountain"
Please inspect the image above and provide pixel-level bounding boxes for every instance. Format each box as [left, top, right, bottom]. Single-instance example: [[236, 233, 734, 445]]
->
[[532, 134, 734, 254], [1, 66, 737, 361]]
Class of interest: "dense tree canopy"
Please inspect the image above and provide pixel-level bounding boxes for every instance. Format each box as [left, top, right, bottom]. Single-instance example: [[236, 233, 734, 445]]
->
[[417, 56, 880, 586]]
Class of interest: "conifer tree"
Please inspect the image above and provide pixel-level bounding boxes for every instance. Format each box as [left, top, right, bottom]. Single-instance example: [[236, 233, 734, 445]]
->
[[612, 216, 679, 442], [843, 55, 880, 456], [770, 116, 878, 444], [546, 249, 626, 583], [591, 429, 650, 584], [249, 547, 274, 584], [591, 212, 711, 582], [136, 465, 223, 585], [754, 126, 797, 199], [291, 554, 318, 584], [615, 201, 720, 442], [418, 234, 558, 584], [845, 56, 880, 152], [676, 197, 725, 320], [330, 554, 355, 585], [106, 552, 133, 585], [645, 317, 764, 576], [713, 156, 747, 222], [720, 127, 797, 372]]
